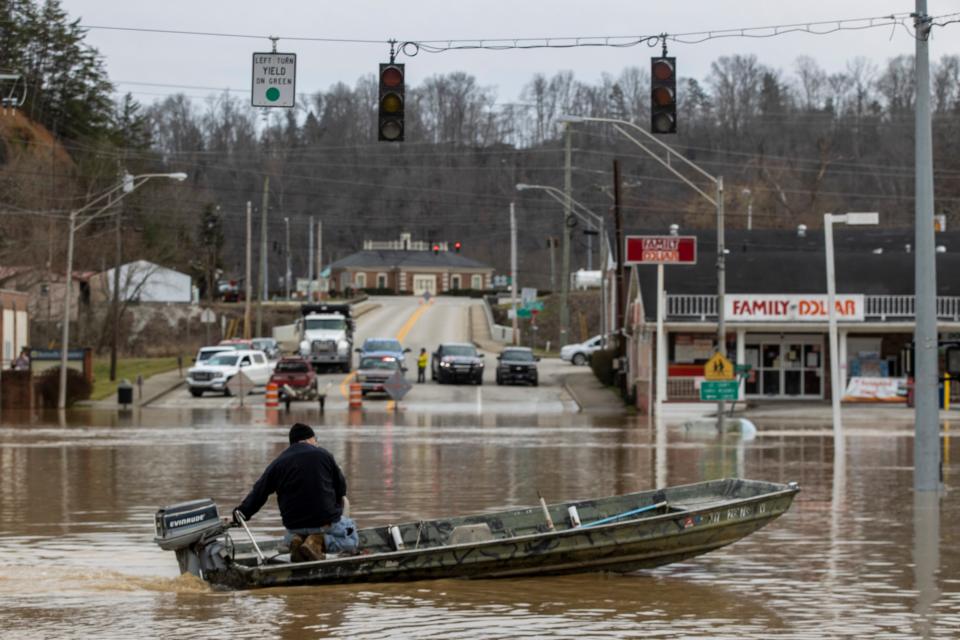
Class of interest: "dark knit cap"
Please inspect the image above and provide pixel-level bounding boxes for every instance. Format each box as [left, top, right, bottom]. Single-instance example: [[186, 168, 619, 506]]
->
[[288, 423, 316, 444]]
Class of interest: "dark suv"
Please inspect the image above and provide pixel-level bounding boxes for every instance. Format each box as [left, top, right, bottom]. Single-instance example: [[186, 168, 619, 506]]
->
[[495, 347, 539, 386], [432, 343, 484, 385]]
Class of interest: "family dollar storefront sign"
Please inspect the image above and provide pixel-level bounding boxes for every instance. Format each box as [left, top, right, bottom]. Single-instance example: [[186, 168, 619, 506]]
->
[[725, 294, 865, 322]]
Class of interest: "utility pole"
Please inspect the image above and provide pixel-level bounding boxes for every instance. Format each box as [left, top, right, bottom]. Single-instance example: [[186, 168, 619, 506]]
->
[[511, 201, 519, 345], [243, 201, 252, 339], [256, 176, 269, 336], [716, 176, 727, 428], [316, 220, 323, 299], [307, 216, 314, 301], [109, 187, 121, 382], [560, 122, 572, 346], [613, 159, 626, 335], [284, 216, 291, 300], [548, 237, 557, 291], [913, 1, 940, 493]]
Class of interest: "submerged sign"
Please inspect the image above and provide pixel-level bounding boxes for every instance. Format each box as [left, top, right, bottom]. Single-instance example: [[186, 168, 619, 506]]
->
[[725, 294, 864, 322]]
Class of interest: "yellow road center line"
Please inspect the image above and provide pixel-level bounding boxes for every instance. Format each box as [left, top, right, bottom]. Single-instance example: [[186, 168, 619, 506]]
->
[[340, 299, 434, 401], [338, 371, 356, 399], [396, 299, 433, 343]]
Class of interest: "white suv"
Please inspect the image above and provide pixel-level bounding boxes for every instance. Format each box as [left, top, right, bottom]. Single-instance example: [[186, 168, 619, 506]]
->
[[187, 349, 274, 397], [560, 335, 604, 366]]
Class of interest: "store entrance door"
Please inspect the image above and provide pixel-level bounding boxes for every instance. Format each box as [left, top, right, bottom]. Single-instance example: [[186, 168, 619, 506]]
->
[[744, 335, 824, 399]]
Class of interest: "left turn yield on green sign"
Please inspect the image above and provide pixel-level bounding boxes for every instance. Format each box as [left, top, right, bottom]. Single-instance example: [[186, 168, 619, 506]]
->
[[252, 52, 296, 107]]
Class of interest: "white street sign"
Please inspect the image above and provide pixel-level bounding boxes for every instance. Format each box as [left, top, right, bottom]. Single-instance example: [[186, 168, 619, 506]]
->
[[252, 52, 296, 108], [199, 308, 217, 324], [225, 371, 255, 399], [521, 287, 537, 305], [383, 370, 413, 402]]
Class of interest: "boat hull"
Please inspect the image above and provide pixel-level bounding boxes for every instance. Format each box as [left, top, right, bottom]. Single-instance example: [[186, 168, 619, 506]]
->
[[199, 478, 798, 590]]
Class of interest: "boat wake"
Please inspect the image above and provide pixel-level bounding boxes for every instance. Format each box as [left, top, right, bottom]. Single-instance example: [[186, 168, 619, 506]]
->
[[0, 565, 211, 595]]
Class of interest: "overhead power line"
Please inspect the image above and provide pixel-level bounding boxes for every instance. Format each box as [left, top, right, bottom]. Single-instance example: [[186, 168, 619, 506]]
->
[[79, 11, 960, 58]]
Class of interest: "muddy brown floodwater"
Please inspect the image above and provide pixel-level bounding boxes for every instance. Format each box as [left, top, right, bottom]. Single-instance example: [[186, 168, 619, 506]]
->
[[0, 407, 958, 638]]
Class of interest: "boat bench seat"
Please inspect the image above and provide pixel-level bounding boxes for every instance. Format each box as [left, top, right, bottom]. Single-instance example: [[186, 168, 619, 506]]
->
[[448, 523, 495, 545]]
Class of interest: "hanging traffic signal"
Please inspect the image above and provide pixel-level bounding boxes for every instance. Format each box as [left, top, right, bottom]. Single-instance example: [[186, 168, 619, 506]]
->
[[650, 56, 676, 134], [432, 244, 440, 255], [378, 62, 405, 142], [454, 241, 461, 253]]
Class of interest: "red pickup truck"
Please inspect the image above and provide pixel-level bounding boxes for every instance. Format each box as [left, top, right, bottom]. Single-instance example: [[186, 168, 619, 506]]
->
[[269, 357, 317, 395]]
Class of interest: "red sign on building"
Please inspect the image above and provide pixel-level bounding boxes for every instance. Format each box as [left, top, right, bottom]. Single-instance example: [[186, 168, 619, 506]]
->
[[624, 235, 697, 265]]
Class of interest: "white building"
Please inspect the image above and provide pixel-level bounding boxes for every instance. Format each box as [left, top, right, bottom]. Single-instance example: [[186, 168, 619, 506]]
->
[[99, 260, 192, 303]]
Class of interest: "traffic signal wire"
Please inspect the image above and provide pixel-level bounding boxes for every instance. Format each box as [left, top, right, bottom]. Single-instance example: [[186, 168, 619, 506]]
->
[[78, 11, 960, 57]]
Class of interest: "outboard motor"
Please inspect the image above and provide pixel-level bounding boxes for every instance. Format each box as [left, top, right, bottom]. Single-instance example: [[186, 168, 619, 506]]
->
[[154, 498, 228, 577]]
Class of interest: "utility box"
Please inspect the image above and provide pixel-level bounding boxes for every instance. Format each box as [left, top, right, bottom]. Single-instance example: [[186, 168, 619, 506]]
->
[[117, 379, 134, 407]]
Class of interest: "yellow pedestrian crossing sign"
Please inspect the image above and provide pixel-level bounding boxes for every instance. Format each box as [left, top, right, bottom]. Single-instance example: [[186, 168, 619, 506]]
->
[[704, 352, 735, 380]]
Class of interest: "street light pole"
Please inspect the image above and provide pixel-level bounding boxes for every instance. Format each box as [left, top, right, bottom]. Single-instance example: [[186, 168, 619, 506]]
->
[[58, 172, 187, 409], [824, 213, 843, 444], [742, 188, 753, 231], [825, 211, 879, 449], [516, 183, 606, 345]]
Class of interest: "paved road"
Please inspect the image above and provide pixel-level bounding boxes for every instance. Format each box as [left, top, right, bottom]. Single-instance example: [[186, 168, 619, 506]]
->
[[151, 296, 578, 414]]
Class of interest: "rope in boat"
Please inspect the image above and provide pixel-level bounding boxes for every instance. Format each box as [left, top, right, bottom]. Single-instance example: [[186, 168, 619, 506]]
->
[[581, 501, 668, 529]]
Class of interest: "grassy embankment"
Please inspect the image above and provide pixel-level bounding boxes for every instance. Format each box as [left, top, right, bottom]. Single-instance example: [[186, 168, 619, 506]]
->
[[89, 357, 180, 401]]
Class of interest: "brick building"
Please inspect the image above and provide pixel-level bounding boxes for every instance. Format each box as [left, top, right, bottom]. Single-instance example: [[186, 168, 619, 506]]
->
[[329, 233, 494, 295]]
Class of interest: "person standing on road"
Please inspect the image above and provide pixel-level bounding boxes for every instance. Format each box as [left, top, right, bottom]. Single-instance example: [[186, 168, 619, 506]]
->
[[417, 348, 428, 383], [234, 423, 358, 561]]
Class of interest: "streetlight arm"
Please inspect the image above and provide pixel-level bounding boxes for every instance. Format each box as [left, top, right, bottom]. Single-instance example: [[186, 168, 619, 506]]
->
[[610, 124, 717, 207], [73, 173, 187, 232], [571, 115, 718, 185], [529, 184, 604, 228]]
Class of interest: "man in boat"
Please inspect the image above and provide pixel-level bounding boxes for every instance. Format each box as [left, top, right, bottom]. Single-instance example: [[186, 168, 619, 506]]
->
[[233, 423, 359, 561]]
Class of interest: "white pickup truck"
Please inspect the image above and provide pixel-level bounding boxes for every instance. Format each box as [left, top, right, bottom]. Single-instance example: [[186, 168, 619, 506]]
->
[[187, 349, 273, 397]]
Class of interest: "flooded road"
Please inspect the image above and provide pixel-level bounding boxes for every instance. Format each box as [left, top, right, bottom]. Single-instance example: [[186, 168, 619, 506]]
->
[[0, 408, 958, 638]]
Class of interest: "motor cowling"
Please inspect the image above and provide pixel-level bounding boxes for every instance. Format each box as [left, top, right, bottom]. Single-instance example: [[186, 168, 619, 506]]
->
[[154, 498, 223, 551]]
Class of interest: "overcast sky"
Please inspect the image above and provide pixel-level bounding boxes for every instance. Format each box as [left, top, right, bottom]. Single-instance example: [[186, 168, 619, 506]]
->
[[61, 0, 960, 107]]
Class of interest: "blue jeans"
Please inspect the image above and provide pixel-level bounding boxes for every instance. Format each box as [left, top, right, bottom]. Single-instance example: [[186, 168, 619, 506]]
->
[[286, 516, 359, 553]]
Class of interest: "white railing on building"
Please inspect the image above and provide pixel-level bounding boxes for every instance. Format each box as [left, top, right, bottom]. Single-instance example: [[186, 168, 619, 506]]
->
[[666, 294, 717, 321], [665, 294, 960, 321], [667, 377, 698, 400], [363, 239, 449, 252]]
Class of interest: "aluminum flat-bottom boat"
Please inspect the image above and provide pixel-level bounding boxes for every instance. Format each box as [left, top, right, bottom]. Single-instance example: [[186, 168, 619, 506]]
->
[[154, 478, 798, 590]]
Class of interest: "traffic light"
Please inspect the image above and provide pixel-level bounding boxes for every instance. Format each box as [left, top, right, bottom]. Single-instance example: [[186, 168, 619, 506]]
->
[[432, 244, 440, 255], [378, 62, 405, 142], [650, 56, 676, 134], [454, 241, 461, 253]]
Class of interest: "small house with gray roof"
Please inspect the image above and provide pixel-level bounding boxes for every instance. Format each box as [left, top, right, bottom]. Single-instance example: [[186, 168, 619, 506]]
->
[[329, 233, 495, 296]]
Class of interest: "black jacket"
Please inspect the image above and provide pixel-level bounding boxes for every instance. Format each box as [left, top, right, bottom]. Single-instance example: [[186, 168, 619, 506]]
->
[[236, 442, 347, 530]]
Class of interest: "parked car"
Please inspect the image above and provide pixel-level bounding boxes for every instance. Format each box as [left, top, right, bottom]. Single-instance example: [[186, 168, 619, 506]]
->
[[252, 337, 281, 360], [187, 349, 273, 397], [560, 335, 604, 366], [355, 352, 404, 396], [193, 345, 234, 364], [219, 338, 255, 351], [357, 337, 410, 367], [432, 343, 484, 385], [495, 347, 539, 386], [270, 356, 317, 396]]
